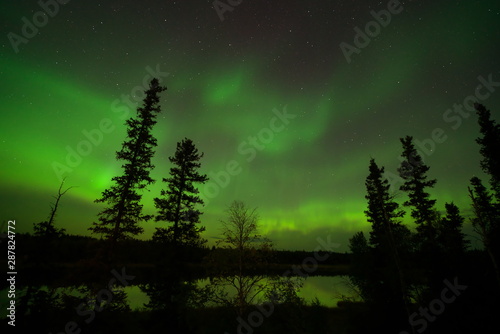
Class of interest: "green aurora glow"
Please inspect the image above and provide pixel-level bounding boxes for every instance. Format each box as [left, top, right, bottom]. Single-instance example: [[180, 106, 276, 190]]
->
[[1, 0, 499, 250]]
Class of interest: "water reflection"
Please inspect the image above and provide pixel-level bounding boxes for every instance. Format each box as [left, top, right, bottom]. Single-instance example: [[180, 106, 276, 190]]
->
[[129, 275, 353, 309], [0, 275, 354, 314]]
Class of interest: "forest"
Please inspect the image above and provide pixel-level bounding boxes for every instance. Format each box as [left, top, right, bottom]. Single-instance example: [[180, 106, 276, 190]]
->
[[1, 78, 499, 334]]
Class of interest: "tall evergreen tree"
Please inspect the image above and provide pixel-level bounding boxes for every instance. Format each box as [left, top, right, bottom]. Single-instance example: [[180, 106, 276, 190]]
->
[[90, 79, 166, 247], [365, 159, 407, 250], [364, 159, 412, 326], [398, 136, 443, 306], [154, 138, 208, 247], [468, 176, 500, 287], [436, 202, 469, 278], [474, 103, 500, 201], [397, 136, 438, 246], [347, 228, 412, 333], [347, 231, 371, 301], [438, 202, 469, 256]]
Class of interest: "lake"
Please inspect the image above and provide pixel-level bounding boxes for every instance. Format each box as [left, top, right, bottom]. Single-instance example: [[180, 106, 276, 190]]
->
[[0, 275, 356, 314]]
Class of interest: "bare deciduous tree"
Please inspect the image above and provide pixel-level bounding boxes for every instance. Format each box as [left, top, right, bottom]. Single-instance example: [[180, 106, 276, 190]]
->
[[33, 177, 73, 238], [207, 201, 272, 316]]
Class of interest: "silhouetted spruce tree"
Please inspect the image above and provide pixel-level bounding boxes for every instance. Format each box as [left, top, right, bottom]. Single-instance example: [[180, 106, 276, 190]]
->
[[398, 136, 444, 306], [475, 103, 500, 201], [364, 159, 412, 327], [398, 136, 439, 248], [348, 231, 372, 301], [153, 138, 208, 248], [468, 177, 500, 288], [366, 159, 407, 250], [438, 202, 469, 257], [436, 202, 469, 278], [90, 79, 166, 250], [347, 231, 408, 333]]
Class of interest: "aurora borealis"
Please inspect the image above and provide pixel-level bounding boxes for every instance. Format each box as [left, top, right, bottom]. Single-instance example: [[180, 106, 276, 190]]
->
[[1, 0, 499, 251]]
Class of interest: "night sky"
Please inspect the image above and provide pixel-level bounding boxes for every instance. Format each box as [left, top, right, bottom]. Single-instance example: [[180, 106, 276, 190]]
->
[[1, 0, 499, 251]]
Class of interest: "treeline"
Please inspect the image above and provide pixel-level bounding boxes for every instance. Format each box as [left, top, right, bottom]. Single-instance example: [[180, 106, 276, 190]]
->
[[346, 102, 500, 333], [12, 232, 350, 269]]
